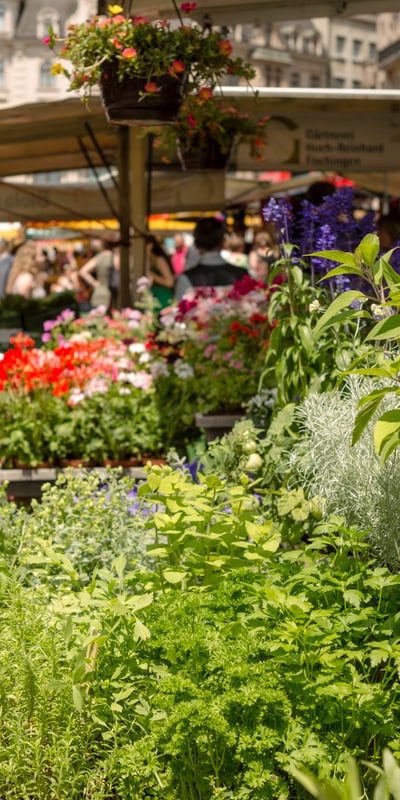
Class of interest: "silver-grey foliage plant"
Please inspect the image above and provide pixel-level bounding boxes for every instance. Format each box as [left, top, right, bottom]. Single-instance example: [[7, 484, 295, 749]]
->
[[289, 376, 400, 569]]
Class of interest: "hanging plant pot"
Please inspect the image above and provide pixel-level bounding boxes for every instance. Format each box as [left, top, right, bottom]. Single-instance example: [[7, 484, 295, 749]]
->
[[99, 61, 187, 125], [177, 137, 235, 172]]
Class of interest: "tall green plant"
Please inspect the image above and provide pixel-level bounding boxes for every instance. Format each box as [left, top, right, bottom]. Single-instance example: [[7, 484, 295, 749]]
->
[[262, 255, 363, 407], [310, 233, 400, 463]]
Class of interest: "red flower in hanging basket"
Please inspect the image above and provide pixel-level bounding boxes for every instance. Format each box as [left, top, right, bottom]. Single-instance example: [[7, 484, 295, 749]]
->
[[43, 3, 256, 106]]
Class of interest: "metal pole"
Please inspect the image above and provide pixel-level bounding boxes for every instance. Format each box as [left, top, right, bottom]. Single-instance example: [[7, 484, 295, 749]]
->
[[117, 126, 132, 308], [129, 128, 147, 303]]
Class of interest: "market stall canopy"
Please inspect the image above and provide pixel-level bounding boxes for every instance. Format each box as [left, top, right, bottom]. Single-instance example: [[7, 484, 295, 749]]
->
[[1, 88, 400, 218], [130, 0, 400, 25], [0, 173, 252, 222], [2, 88, 400, 178]]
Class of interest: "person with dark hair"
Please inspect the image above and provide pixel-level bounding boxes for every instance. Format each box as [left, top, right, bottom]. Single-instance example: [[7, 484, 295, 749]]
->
[[146, 235, 175, 309], [174, 217, 247, 300]]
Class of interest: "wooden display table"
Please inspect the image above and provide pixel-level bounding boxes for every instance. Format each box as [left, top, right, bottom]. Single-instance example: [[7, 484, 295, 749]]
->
[[0, 466, 147, 500]]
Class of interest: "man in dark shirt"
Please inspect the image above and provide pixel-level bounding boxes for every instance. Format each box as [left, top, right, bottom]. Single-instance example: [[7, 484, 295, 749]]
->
[[174, 217, 246, 300]]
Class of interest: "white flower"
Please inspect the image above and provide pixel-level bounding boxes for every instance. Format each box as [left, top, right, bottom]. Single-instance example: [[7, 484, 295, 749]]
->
[[68, 389, 85, 405], [118, 387, 131, 396], [309, 299, 321, 313], [174, 360, 195, 379], [128, 342, 146, 354], [138, 352, 151, 364], [150, 361, 170, 379]]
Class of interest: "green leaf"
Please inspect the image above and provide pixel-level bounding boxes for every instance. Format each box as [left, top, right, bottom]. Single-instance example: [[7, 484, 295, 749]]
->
[[163, 569, 187, 584], [134, 619, 151, 640], [72, 685, 84, 713], [374, 410, 400, 455], [355, 233, 380, 268], [352, 390, 392, 446], [366, 314, 400, 342], [112, 554, 126, 579], [308, 248, 358, 267], [322, 265, 365, 280], [314, 291, 365, 334], [382, 749, 400, 800]]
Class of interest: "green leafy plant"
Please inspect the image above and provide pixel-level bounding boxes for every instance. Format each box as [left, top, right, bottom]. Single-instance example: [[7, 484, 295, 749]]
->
[[310, 232, 400, 464], [44, 3, 255, 102], [293, 748, 400, 800], [261, 254, 364, 408]]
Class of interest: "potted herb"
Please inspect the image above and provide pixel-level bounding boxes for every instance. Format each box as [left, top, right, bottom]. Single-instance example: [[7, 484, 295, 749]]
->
[[44, 3, 256, 125], [153, 92, 269, 169]]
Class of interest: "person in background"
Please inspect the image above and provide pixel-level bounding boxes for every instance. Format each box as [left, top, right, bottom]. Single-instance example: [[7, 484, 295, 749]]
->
[[248, 229, 279, 283], [221, 232, 249, 269], [0, 238, 14, 298], [5, 239, 45, 298], [174, 217, 247, 301], [146, 236, 175, 310], [171, 233, 188, 276], [376, 213, 400, 272], [78, 238, 115, 311]]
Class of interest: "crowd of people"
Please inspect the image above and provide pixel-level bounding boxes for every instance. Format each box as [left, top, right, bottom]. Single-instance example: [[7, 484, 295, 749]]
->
[[1, 184, 399, 314]]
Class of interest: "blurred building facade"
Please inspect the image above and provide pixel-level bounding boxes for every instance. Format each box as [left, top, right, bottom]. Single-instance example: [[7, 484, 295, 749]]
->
[[0, 3, 397, 103]]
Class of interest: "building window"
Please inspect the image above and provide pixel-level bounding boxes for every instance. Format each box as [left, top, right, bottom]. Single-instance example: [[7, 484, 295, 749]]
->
[[369, 42, 376, 60], [352, 79, 361, 88], [39, 61, 56, 88], [310, 74, 320, 87], [333, 76, 345, 88], [291, 72, 300, 87], [0, 6, 5, 31], [353, 39, 362, 59], [37, 7, 59, 38], [0, 60, 4, 88], [264, 66, 282, 87], [335, 35, 346, 55]]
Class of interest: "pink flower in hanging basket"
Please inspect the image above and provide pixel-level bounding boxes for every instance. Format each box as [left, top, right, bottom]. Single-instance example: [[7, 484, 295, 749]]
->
[[121, 47, 137, 59]]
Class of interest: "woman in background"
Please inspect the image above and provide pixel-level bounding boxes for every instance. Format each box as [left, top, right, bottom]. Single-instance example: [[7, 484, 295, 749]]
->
[[6, 240, 47, 298], [146, 236, 175, 310]]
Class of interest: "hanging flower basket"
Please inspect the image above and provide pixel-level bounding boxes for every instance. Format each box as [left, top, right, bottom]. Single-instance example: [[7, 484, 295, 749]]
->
[[43, 6, 256, 126], [152, 93, 268, 168], [100, 61, 187, 125], [177, 136, 234, 171]]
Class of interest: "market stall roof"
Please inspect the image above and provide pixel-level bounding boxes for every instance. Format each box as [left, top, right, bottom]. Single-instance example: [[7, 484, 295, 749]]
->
[[132, 0, 400, 25], [0, 173, 258, 222], [1, 87, 400, 179], [1, 87, 400, 220]]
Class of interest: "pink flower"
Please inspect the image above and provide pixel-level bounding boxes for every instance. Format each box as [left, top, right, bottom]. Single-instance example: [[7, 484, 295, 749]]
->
[[218, 39, 232, 56], [111, 38, 123, 48], [186, 114, 197, 128], [199, 87, 213, 100], [181, 2, 197, 11], [144, 82, 160, 93], [133, 15, 149, 23], [42, 36, 51, 45], [122, 47, 137, 59], [170, 59, 185, 74]]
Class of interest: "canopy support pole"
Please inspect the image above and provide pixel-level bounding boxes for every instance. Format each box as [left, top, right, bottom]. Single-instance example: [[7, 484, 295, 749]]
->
[[118, 126, 132, 308], [129, 127, 147, 303]]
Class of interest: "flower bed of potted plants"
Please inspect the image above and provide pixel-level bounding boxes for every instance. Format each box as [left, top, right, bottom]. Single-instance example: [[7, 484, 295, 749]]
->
[[43, 3, 256, 124], [0, 333, 163, 468]]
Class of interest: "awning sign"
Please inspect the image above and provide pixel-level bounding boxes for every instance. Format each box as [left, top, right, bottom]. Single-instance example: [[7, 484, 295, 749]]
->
[[237, 112, 400, 172]]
